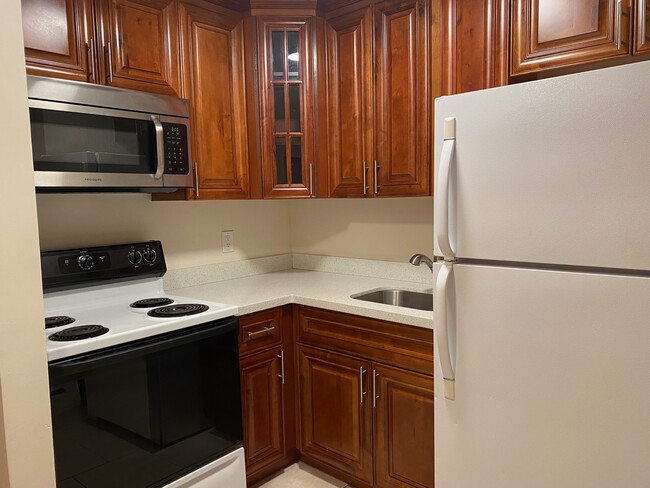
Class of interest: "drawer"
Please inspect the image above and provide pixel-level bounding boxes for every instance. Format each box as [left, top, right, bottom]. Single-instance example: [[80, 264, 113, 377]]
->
[[296, 306, 433, 376], [239, 308, 282, 356]]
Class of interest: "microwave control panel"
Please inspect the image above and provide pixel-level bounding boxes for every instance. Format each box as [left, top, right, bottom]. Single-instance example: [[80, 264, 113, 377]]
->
[[163, 123, 189, 175]]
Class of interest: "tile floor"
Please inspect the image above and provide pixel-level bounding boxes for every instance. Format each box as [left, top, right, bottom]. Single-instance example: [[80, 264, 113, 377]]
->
[[252, 462, 352, 488]]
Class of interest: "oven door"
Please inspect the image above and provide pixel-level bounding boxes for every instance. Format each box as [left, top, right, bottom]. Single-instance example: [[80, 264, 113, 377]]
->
[[48, 317, 243, 488], [29, 100, 192, 191]]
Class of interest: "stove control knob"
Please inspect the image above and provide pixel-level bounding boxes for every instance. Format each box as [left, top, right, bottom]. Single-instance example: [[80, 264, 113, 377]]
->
[[143, 249, 157, 263], [77, 255, 94, 271], [128, 250, 142, 265]]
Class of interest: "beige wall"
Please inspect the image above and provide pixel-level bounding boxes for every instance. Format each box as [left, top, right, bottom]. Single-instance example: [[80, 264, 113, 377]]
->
[[37, 196, 292, 270], [289, 197, 434, 262], [0, 0, 56, 485]]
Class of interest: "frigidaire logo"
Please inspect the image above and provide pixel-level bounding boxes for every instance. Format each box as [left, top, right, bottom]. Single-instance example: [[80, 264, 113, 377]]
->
[[84, 178, 103, 182]]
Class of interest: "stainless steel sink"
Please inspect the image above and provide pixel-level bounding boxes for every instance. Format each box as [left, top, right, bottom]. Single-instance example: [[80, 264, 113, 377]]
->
[[351, 288, 433, 312]]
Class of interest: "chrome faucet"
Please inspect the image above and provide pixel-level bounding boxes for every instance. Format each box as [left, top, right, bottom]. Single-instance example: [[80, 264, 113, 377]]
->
[[409, 254, 434, 272]]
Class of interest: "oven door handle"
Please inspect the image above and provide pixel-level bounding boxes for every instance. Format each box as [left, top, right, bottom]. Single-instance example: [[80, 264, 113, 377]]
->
[[49, 317, 237, 379], [151, 114, 165, 180]]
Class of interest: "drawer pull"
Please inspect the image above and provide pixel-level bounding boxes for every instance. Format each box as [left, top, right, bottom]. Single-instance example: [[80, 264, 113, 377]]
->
[[278, 350, 285, 385], [247, 326, 275, 338], [360, 367, 367, 403]]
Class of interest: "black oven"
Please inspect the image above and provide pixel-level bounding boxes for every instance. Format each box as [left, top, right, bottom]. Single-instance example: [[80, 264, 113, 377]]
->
[[48, 317, 242, 488]]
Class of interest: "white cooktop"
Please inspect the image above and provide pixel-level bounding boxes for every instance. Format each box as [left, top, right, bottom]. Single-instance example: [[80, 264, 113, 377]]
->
[[44, 278, 238, 362]]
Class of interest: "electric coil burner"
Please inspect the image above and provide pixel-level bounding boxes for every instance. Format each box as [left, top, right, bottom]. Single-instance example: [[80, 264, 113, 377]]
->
[[148, 303, 209, 318], [48, 325, 109, 341], [130, 297, 174, 308], [45, 316, 75, 329]]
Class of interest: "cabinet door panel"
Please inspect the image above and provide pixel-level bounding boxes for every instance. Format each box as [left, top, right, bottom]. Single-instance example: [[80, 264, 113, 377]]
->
[[98, 0, 180, 95], [298, 345, 373, 486], [240, 346, 285, 474], [22, 0, 95, 81], [634, 0, 650, 54], [180, 0, 250, 199], [375, 0, 430, 196], [325, 7, 373, 198], [374, 364, 434, 488], [512, 0, 630, 76], [259, 18, 314, 198]]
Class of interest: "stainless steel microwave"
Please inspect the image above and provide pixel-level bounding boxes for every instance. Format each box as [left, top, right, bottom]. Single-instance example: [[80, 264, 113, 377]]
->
[[27, 76, 193, 192]]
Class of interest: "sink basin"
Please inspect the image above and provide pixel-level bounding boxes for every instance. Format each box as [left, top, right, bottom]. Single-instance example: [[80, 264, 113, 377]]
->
[[351, 288, 433, 312]]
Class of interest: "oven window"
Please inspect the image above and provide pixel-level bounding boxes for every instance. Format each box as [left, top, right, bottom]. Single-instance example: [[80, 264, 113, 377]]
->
[[30, 108, 156, 174], [48, 321, 242, 488]]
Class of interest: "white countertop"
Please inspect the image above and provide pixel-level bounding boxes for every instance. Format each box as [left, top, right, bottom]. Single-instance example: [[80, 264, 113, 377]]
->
[[171, 269, 434, 329]]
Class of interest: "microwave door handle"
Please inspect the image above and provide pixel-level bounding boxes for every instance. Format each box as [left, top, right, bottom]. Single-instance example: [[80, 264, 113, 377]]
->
[[151, 115, 165, 180]]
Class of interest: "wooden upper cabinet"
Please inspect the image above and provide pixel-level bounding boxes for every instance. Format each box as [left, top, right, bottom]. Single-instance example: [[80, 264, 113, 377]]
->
[[96, 0, 180, 95], [324, 6, 373, 198], [373, 364, 434, 488], [374, 0, 430, 197], [442, 0, 509, 94], [258, 17, 315, 199], [22, 0, 96, 82], [511, 0, 631, 76], [634, 0, 650, 54], [298, 345, 373, 486], [179, 0, 250, 199]]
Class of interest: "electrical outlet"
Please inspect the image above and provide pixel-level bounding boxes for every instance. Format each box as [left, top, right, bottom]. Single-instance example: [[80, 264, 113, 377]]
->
[[222, 230, 234, 253]]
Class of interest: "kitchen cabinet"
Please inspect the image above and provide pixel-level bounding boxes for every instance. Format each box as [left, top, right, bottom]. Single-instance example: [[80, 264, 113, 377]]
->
[[441, 0, 509, 94], [634, 0, 650, 53], [298, 345, 374, 486], [22, 0, 95, 82], [296, 306, 434, 488], [322, 0, 434, 197], [178, 0, 251, 199], [238, 307, 297, 485], [258, 16, 317, 198], [511, 0, 631, 76], [21, 0, 181, 95]]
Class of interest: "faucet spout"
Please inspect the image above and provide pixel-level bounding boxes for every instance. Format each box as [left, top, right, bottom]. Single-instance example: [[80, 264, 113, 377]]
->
[[409, 254, 434, 272]]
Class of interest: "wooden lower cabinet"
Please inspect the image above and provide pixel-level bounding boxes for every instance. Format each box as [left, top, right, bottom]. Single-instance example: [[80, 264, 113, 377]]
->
[[298, 345, 374, 486], [296, 306, 434, 488], [374, 364, 434, 488], [239, 307, 296, 485]]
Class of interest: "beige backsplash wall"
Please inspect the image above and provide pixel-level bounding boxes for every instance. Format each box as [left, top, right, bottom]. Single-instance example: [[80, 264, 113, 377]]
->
[[37, 195, 292, 270], [36, 195, 433, 270], [289, 197, 434, 262]]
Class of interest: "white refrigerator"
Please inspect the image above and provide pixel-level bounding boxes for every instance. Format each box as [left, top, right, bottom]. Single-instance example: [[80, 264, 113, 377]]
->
[[433, 60, 650, 488]]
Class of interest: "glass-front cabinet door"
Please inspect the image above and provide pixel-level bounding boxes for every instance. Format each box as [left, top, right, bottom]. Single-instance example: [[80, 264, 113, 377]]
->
[[259, 18, 315, 198]]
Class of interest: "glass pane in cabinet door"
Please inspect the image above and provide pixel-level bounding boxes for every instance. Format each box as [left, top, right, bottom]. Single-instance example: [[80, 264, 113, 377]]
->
[[287, 31, 300, 80], [276, 137, 288, 185], [288, 85, 301, 132], [290, 136, 302, 184], [272, 31, 285, 80], [274, 86, 286, 132]]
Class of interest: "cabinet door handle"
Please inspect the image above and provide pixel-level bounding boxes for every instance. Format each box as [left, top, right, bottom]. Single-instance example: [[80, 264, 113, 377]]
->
[[105, 43, 114, 83], [88, 39, 96, 82], [359, 367, 367, 403], [278, 350, 285, 385], [309, 163, 314, 196], [372, 370, 379, 408], [373, 160, 380, 194], [617, 0, 623, 50], [362, 161, 368, 195], [641, 0, 647, 46], [193, 162, 200, 198], [247, 326, 275, 338]]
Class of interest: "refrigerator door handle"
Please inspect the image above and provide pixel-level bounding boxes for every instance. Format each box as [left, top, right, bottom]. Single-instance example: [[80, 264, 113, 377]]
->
[[435, 262, 456, 400], [436, 117, 456, 258]]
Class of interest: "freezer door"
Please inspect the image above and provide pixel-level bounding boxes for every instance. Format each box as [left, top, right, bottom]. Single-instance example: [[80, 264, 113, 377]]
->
[[434, 60, 650, 270], [434, 263, 650, 488]]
